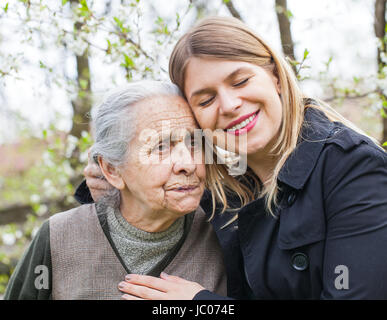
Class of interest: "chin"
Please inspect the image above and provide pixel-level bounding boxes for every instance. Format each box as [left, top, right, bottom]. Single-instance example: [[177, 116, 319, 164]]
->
[[246, 142, 266, 155], [172, 200, 201, 215], [246, 132, 274, 153]]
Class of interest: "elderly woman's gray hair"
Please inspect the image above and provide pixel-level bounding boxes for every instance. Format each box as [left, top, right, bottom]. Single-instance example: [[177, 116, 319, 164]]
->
[[90, 80, 182, 207], [91, 80, 182, 168]]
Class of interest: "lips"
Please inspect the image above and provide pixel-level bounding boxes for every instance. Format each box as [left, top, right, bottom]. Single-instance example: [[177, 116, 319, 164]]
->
[[225, 110, 258, 130], [166, 185, 199, 192], [225, 110, 260, 136]]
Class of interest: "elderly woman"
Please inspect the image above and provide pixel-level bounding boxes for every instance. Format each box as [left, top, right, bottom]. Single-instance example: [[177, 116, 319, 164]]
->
[[4, 80, 226, 300]]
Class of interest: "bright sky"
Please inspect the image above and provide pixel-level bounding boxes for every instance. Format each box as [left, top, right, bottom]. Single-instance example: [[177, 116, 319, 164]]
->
[[0, 0, 379, 144]]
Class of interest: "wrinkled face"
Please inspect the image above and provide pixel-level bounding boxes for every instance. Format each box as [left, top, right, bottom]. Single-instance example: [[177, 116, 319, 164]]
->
[[120, 95, 206, 216], [184, 57, 283, 157]]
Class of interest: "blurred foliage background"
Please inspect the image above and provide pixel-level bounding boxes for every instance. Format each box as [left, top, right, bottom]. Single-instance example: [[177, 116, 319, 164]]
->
[[0, 0, 386, 297]]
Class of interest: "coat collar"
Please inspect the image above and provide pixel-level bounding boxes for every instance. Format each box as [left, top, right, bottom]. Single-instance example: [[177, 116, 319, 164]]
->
[[277, 107, 335, 190]]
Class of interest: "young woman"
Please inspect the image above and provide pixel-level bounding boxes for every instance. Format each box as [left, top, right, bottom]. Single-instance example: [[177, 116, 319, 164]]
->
[[83, 17, 387, 299]]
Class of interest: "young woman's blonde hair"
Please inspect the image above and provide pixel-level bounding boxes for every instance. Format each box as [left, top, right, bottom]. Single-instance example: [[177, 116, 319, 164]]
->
[[169, 16, 380, 219]]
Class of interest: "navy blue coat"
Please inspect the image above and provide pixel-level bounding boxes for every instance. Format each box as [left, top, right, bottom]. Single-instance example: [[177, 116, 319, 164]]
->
[[195, 107, 387, 300]]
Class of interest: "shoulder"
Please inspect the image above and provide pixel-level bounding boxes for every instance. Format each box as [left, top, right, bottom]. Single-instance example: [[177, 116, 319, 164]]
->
[[49, 203, 96, 225], [325, 123, 385, 157], [319, 124, 386, 181], [315, 125, 387, 218], [21, 219, 51, 254], [4, 220, 52, 300]]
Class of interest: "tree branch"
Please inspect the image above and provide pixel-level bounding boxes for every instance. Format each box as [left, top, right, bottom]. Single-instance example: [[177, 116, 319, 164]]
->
[[374, 0, 386, 145], [275, 0, 296, 73], [0, 197, 74, 226], [224, 0, 243, 20], [323, 90, 377, 103]]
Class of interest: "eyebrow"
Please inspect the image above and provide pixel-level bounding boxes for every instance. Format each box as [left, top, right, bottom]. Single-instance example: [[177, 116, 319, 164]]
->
[[151, 128, 195, 144], [189, 67, 253, 100]]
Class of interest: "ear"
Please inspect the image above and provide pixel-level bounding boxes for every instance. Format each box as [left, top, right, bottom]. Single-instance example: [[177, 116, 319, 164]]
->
[[265, 65, 281, 95], [271, 68, 281, 95], [98, 157, 125, 190], [275, 75, 281, 95]]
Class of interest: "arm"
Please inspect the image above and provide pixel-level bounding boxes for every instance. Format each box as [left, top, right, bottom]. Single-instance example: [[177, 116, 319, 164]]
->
[[118, 273, 234, 300], [193, 290, 235, 300], [4, 220, 52, 300], [321, 144, 387, 299]]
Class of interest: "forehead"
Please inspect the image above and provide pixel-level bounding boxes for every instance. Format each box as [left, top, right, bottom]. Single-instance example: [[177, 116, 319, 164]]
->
[[184, 58, 259, 93], [187, 57, 253, 74], [134, 95, 198, 133]]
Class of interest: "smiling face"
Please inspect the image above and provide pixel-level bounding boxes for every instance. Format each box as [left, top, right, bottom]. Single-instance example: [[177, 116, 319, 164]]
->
[[184, 57, 283, 158], [118, 95, 206, 219]]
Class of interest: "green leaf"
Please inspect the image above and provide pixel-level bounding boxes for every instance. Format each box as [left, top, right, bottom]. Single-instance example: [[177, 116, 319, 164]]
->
[[4, 3, 8, 13], [121, 53, 135, 69], [78, 0, 90, 18], [114, 17, 129, 33], [156, 16, 163, 25], [106, 39, 112, 54], [288, 59, 300, 66], [285, 10, 293, 19], [80, 0, 89, 10], [61, 0, 68, 5], [382, 141, 387, 147], [380, 107, 387, 119], [223, 0, 230, 3], [303, 48, 309, 60], [79, 79, 88, 90], [124, 54, 134, 67], [114, 17, 123, 30]]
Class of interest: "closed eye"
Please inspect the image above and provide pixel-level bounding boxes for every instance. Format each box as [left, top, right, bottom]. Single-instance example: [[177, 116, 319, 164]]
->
[[233, 78, 249, 87], [199, 96, 215, 107], [152, 142, 170, 154], [184, 135, 203, 150]]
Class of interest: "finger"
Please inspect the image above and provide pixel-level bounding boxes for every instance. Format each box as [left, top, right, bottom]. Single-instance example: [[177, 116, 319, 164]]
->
[[160, 272, 190, 284], [84, 162, 103, 178], [121, 294, 143, 301], [85, 177, 110, 191], [125, 274, 172, 292], [118, 281, 166, 300]]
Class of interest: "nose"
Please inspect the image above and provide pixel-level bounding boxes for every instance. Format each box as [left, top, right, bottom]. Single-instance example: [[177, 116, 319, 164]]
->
[[171, 142, 196, 176], [218, 87, 242, 115]]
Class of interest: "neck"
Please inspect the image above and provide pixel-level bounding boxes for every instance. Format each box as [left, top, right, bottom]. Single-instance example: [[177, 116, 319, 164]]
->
[[119, 191, 179, 233], [247, 151, 278, 186]]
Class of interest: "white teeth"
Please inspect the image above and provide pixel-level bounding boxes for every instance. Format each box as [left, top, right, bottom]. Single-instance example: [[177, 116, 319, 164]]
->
[[229, 113, 257, 131]]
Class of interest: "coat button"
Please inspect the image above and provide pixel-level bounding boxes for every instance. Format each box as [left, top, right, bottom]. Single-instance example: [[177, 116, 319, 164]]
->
[[332, 128, 341, 136], [287, 192, 297, 206], [291, 252, 309, 271]]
